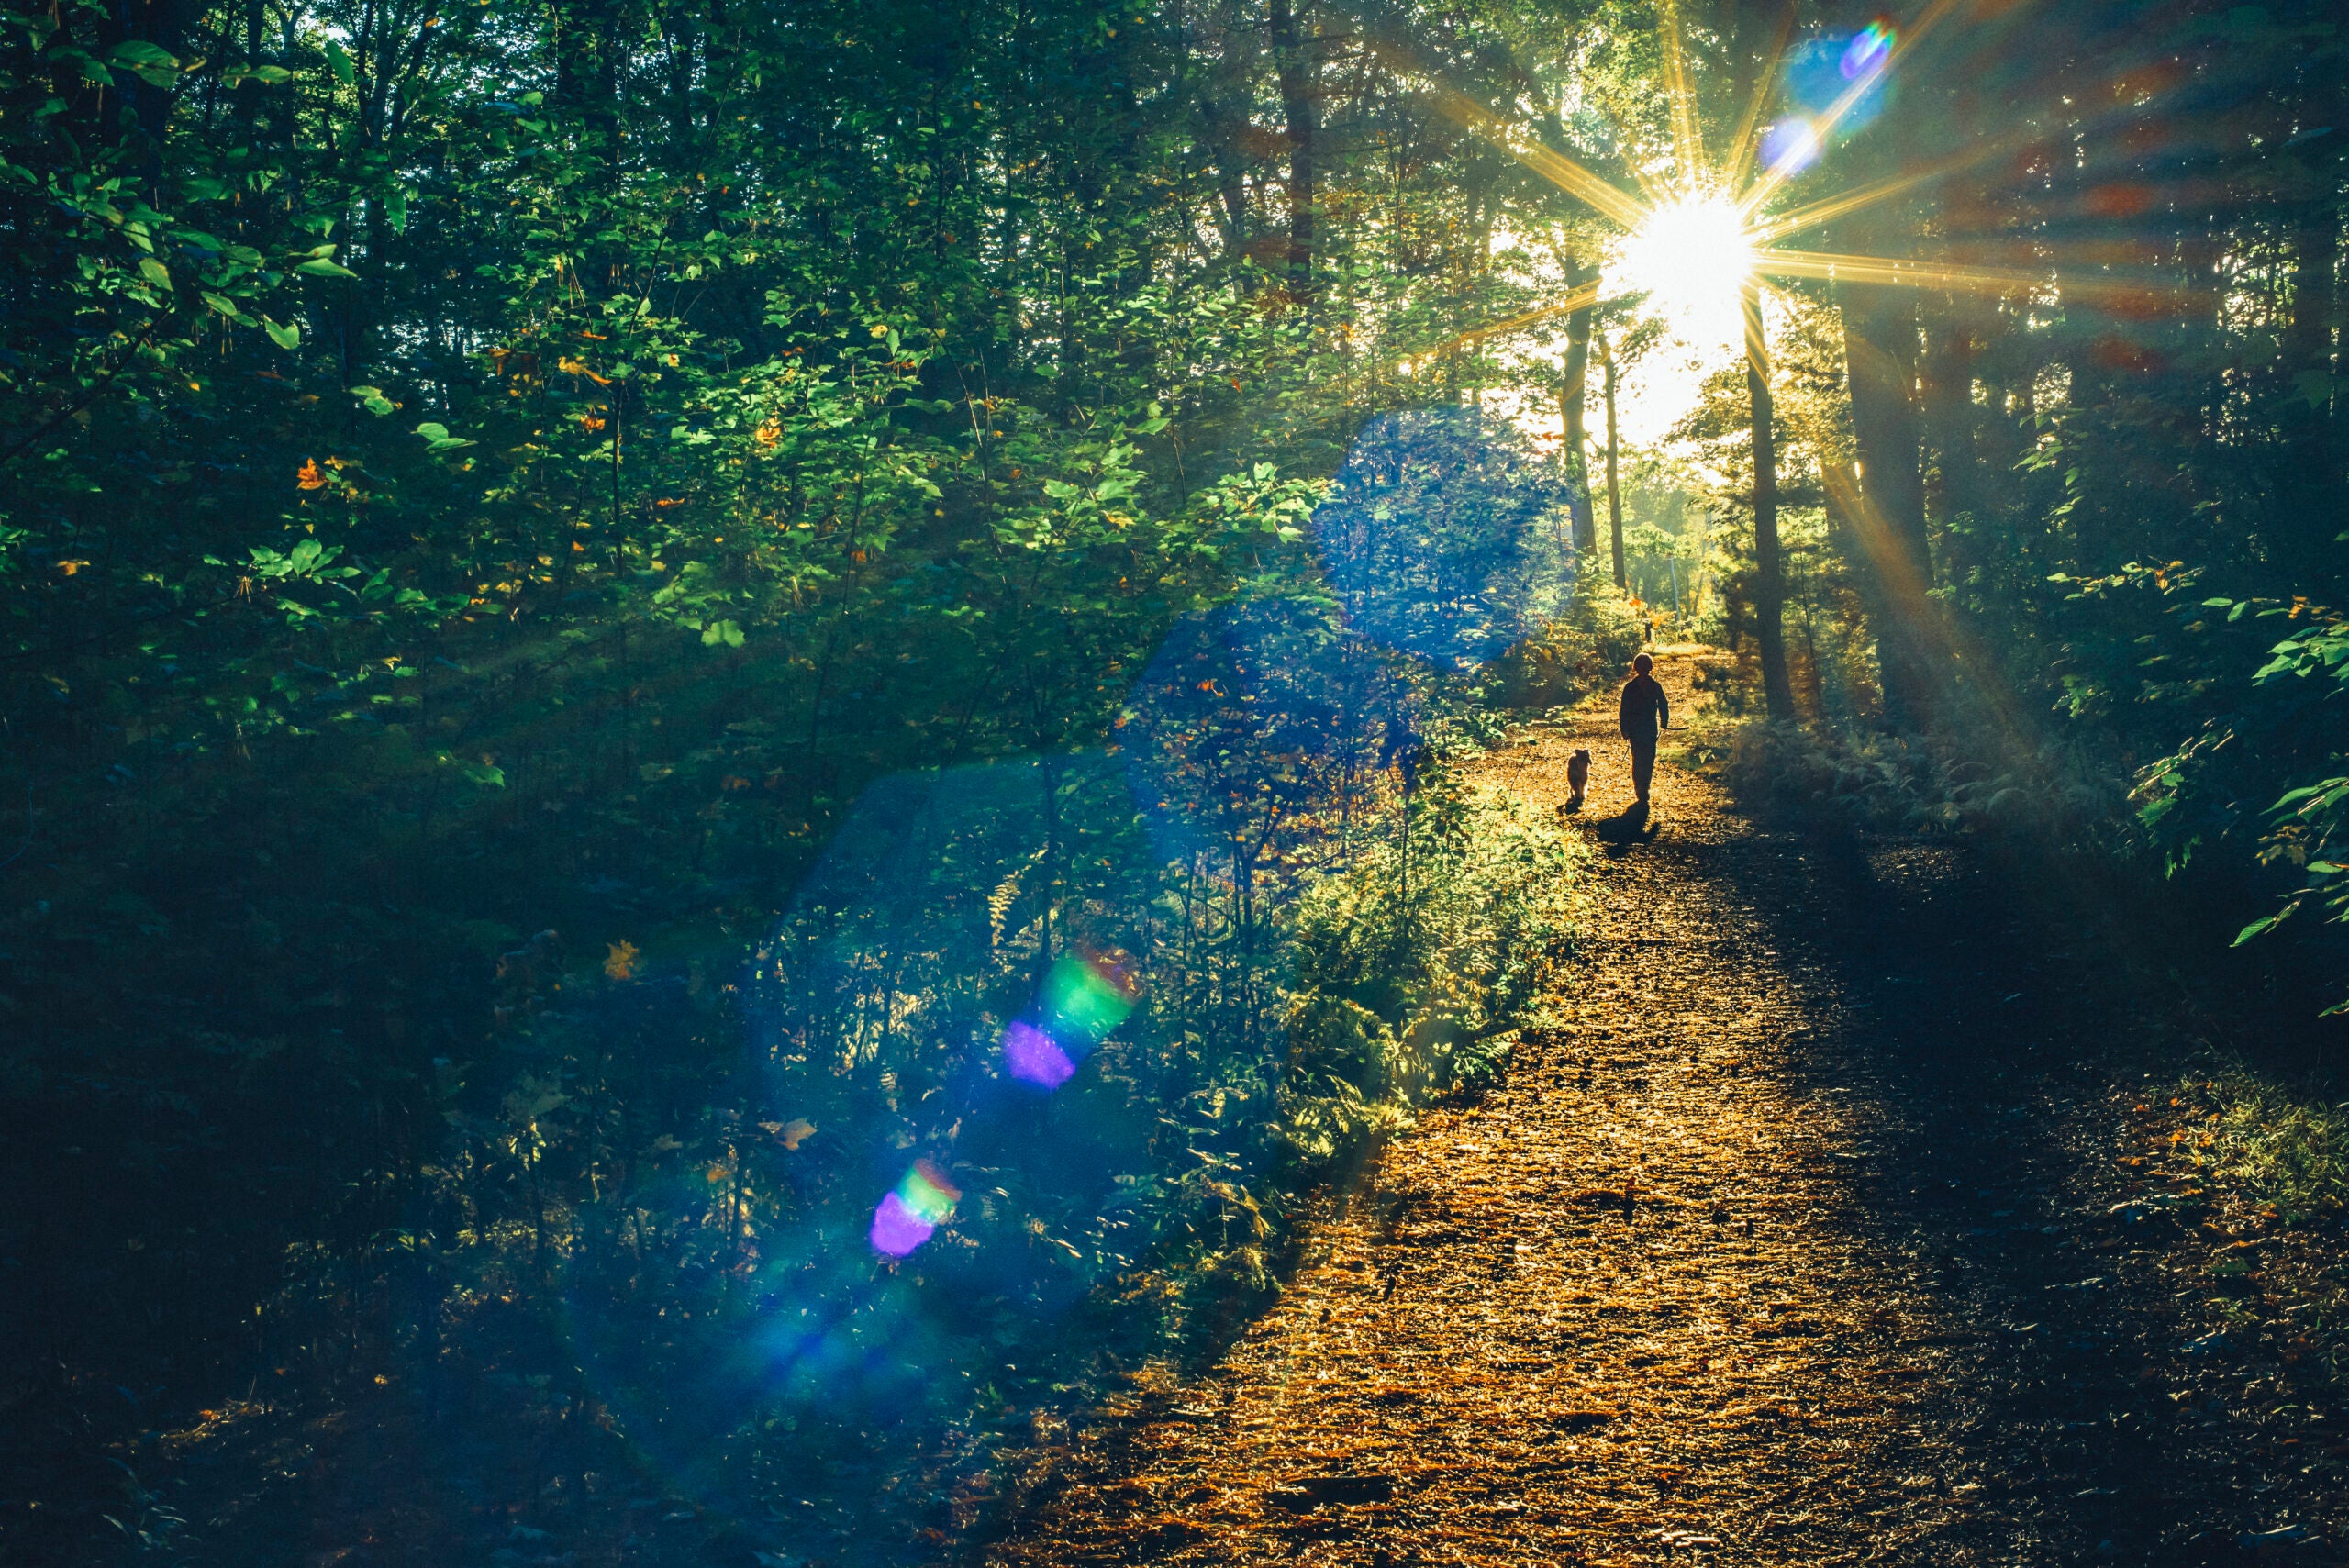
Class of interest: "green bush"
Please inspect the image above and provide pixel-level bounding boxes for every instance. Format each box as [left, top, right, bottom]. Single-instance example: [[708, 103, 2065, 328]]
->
[[1274, 764, 1582, 1167], [1489, 581, 1653, 709], [1719, 709, 2124, 843]]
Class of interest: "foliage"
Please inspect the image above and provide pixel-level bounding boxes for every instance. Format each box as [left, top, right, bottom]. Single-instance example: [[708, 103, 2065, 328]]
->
[[1278, 768, 1582, 1161], [1486, 578, 1653, 709], [1720, 704, 2126, 844], [2181, 1069, 2349, 1226]]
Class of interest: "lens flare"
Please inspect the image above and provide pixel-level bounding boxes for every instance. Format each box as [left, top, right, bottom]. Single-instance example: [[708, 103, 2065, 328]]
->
[[1761, 118, 1822, 178], [997, 947, 1140, 1093], [1841, 19, 1896, 81], [1040, 948, 1140, 1048], [1614, 191, 1756, 353], [870, 1158, 962, 1257], [1001, 1018, 1076, 1089]]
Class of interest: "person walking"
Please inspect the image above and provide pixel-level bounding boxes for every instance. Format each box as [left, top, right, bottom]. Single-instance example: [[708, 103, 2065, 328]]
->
[[1619, 652, 1670, 808]]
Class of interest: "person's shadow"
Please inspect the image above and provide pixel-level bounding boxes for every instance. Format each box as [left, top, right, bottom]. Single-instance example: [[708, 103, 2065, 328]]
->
[[1594, 800, 1659, 854]]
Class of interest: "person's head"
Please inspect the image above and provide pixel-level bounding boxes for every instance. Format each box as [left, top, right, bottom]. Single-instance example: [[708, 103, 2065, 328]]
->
[[1632, 652, 1654, 675]]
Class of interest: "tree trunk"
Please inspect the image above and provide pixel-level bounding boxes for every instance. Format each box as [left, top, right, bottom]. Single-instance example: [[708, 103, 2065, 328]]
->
[[1745, 282, 1795, 719], [2281, 194, 2342, 586], [1267, 0, 1318, 298], [1602, 336, 1626, 590], [1562, 253, 1597, 554], [1841, 280, 1935, 728]]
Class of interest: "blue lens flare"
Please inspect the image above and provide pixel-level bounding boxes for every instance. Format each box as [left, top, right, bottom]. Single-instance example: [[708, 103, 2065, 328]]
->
[[1762, 118, 1823, 176], [560, 401, 1574, 1517], [1119, 596, 1423, 869], [1841, 18, 1895, 81], [1781, 28, 1894, 148], [1312, 405, 1577, 669]]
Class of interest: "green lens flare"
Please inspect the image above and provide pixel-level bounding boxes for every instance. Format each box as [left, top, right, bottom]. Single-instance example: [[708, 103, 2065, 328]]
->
[[1040, 949, 1140, 1047]]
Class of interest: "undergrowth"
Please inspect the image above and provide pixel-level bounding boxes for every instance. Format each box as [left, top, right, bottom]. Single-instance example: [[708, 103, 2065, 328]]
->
[[2180, 1069, 2349, 1225], [1714, 711, 2126, 846], [1275, 773, 1581, 1167], [1484, 582, 1653, 713]]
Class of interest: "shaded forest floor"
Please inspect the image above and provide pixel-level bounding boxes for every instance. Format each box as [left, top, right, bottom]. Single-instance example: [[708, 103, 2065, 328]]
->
[[976, 650, 2349, 1567]]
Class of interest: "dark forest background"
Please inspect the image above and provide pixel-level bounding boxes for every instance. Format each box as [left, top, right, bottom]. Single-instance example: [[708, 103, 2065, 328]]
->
[[1, 0, 2344, 1559]]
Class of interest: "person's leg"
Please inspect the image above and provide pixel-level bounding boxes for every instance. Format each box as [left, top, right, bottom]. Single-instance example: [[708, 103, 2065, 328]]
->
[[1630, 736, 1656, 803]]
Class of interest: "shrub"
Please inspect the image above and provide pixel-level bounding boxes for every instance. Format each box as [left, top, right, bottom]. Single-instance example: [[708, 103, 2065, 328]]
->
[[1489, 581, 1653, 709], [1275, 763, 1582, 1166]]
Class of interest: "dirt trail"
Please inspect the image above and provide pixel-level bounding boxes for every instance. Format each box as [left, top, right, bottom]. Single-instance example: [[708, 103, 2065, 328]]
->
[[983, 650, 2346, 1567]]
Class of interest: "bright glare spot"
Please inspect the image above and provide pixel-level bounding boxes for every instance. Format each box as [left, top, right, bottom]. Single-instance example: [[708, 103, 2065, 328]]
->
[[1614, 191, 1755, 354], [1762, 118, 1822, 177]]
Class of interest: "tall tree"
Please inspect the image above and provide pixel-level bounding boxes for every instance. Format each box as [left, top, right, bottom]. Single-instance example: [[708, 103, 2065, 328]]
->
[[1841, 281, 1936, 727], [1560, 251, 1598, 555], [1744, 280, 1795, 718], [1601, 330, 1626, 590]]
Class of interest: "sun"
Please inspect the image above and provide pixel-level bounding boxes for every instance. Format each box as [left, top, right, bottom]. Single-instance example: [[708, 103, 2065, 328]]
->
[[1612, 190, 1756, 354]]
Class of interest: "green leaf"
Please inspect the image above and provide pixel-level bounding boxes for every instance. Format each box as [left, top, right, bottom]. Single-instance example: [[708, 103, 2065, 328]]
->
[[108, 40, 181, 86], [297, 257, 361, 279], [702, 618, 745, 648], [263, 317, 300, 350], [2233, 909, 2294, 946], [324, 39, 356, 85], [137, 257, 172, 289], [417, 420, 475, 451], [224, 64, 295, 84], [199, 291, 241, 318]]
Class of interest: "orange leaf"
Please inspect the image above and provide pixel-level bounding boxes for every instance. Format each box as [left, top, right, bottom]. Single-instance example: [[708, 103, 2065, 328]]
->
[[296, 458, 326, 490]]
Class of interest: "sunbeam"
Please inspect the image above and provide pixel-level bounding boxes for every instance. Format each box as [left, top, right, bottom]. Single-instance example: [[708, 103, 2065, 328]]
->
[[1655, 0, 1709, 186], [1405, 279, 1611, 366], [1427, 81, 1652, 232]]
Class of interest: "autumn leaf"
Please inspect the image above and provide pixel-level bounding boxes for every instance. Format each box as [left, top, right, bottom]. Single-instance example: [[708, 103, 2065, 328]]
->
[[778, 1118, 816, 1151], [296, 458, 327, 490], [603, 940, 640, 982], [754, 418, 782, 448]]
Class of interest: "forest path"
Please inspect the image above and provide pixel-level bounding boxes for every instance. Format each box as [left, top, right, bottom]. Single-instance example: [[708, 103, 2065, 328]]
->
[[982, 651, 2325, 1567]]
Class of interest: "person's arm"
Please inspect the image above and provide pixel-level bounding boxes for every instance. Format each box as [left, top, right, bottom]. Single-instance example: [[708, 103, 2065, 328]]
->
[[1659, 684, 1671, 730], [1618, 683, 1634, 738]]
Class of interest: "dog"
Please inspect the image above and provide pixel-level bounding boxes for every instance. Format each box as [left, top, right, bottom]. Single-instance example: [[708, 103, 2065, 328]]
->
[[1564, 747, 1592, 810]]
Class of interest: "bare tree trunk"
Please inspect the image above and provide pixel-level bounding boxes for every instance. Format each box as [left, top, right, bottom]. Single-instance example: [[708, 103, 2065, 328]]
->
[[1562, 254, 1597, 554], [2281, 193, 2341, 586], [1267, 0, 1318, 298], [1841, 281, 1935, 727], [1744, 282, 1794, 719], [1602, 335, 1626, 590]]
